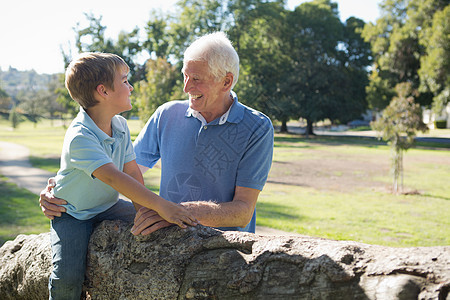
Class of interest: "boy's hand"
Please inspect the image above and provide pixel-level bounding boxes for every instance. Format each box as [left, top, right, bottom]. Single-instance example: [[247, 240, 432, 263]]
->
[[39, 178, 67, 219], [157, 201, 199, 229]]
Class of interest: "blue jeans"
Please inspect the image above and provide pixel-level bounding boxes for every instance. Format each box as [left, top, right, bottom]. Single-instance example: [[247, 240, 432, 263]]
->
[[48, 199, 136, 300]]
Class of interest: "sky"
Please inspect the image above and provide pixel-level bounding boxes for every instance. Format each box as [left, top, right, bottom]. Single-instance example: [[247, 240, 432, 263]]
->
[[0, 0, 382, 75]]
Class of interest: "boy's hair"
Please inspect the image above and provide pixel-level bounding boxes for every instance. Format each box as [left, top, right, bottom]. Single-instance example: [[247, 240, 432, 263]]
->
[[65, 52, 129, 109], [182, 31, 240, 89]]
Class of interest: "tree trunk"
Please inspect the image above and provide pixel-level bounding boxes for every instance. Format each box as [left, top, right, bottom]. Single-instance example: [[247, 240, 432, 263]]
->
[[306, 119, 314, 138], [280, 120, 288, 133], [1, 221, 449, 300]]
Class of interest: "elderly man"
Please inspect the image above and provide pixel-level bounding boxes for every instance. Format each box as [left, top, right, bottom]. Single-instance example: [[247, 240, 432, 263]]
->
[[40, 31, 274, 234]]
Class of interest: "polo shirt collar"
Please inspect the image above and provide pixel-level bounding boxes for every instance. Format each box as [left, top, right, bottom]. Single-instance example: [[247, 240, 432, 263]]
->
[[185, 90, 244, 125], [77, 107, 126, 142]]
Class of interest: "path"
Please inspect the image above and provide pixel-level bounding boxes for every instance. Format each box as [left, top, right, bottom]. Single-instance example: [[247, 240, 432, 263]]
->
[[0, 141, 55, 195], [0, 141, 301, 237]]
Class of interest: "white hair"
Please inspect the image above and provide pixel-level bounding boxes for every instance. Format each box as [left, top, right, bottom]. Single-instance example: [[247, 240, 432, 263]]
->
[[182, 32, 240, 89]]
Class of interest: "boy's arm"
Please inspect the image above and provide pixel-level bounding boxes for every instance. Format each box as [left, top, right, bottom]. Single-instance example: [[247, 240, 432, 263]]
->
[[122, 160, 145, 211], [92, 163, 198, 228], [132, 186, 259, 235]]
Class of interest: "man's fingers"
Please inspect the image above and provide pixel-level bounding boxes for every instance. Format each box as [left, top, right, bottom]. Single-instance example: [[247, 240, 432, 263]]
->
[[184, 216, 199, 226], [39, 191, 67, 206], [41, 199, 66, 212], [133, 214, 163, 230], [134, 208, 159, 224], [47, 196, 68, 206], [131, 218, 170, 235], [46, 178, 56, 192], [139, 221, 172, 236]]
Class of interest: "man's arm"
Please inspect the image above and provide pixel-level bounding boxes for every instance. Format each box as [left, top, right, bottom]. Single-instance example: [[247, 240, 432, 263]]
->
[[132, 186, 259, 235]]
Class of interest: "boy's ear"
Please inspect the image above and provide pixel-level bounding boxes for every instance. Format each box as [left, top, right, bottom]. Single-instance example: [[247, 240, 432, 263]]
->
[[96, 84, 108, 97]]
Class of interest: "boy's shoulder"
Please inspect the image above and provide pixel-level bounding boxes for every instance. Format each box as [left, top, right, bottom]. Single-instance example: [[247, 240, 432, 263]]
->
[[112, 114, 130, 133]]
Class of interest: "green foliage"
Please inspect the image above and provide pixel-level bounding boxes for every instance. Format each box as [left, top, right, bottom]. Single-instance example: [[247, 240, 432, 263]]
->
[[418, 5, 450, 114], [70, 13, 143, 84], [9, 105, 21, 129], [134, 58, 183, 123], [435, 120, 447, 129], [366, 69, 396, 111], [362, 0, 449, 112], [0, 86, 11, 111], [371, 82, 428, 192], [54, 73, 79, 118]]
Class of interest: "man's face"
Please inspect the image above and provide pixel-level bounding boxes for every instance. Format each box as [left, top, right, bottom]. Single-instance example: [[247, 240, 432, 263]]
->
[[183, 60, 225, 119]]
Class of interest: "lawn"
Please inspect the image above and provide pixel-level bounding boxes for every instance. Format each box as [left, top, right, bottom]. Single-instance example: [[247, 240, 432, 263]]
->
[[0, 175, 50, 245], [1, 118, 449, 247]]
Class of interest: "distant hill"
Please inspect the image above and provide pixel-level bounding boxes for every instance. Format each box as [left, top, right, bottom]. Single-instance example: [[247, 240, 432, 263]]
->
[[0, 67, 59, 99]]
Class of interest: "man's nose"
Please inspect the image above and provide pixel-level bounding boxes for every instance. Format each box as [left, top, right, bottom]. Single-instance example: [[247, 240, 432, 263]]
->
[[183, 77, 191, 93]]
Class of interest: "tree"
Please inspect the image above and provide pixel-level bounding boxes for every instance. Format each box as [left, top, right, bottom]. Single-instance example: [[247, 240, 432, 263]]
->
[[17, 90, 45, 127], [134, 58, 183, 123], [54, 74, 79, 120], [67, 13, 143, 84], [0, 86, 11, 112], [236, 1, 295, 132], [362, 0, 449, 112], [8, 105, 20, 129], [325, 17, 371, 125], [371, 82, 428, 193], [418, 5, 450, 114], [284, 0, 344, 135]]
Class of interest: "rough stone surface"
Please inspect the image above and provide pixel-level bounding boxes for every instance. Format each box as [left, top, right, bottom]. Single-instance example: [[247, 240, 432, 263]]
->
[[1, 220, 449, 299]]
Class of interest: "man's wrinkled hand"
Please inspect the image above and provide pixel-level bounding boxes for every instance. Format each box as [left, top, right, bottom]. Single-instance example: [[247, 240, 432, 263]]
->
[[39, 178, 67, 220], [131, 207, 172, 236]]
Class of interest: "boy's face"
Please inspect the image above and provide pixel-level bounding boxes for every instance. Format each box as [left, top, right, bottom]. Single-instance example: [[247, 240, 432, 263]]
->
[[108, 68, 133, 113]]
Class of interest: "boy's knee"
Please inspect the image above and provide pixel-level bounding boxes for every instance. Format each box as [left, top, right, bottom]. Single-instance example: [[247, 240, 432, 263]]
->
[[49, 273, 84, 300], [49, 265, 85, 299]]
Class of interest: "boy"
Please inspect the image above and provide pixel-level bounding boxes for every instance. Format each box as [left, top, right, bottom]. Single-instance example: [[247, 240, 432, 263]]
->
[[48, 52, 198, 299]]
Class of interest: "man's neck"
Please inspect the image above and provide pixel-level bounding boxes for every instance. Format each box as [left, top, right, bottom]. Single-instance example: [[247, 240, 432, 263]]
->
[[200, 93, 234, 123]]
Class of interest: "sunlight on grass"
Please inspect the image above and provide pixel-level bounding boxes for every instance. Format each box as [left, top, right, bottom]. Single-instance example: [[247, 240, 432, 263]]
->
[[257, 183, 449, 247], [1, 118, 449, 248], [0, 176, 50, 245]]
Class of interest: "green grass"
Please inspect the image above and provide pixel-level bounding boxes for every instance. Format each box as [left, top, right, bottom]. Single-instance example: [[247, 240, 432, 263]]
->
[[1, 117, 449, 247], [257, 184, 449, 247], [0, 175, 50, 246]]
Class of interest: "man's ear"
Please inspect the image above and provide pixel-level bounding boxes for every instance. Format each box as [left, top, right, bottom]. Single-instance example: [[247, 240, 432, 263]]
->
[[223, 72, 233, 91]]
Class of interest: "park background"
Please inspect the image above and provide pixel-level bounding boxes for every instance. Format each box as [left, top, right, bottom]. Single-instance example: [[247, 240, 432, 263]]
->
[[0, 0, 449, 248]]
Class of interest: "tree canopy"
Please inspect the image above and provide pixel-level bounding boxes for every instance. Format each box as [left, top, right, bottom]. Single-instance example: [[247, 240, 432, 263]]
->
[[362, 0, 449, 113], [6, 0, 448, 132]]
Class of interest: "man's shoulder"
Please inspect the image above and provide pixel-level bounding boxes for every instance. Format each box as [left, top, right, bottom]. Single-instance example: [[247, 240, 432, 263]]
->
[[239, 102, 273, 128], [159, 100, 189, 111]]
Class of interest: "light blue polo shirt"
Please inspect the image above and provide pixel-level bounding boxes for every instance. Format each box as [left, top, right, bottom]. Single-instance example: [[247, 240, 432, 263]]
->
[[53, 107, 136, 220], [133, 92, 274, 233]]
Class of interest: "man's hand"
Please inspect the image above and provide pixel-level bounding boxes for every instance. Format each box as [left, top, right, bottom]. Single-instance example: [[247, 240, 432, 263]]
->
[[39, 178, 67, 220], [131, 207, 172, 236]]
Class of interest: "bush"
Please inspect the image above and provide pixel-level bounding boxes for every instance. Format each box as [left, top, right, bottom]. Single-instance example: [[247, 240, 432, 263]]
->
[[435, 120, 447, 129]]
